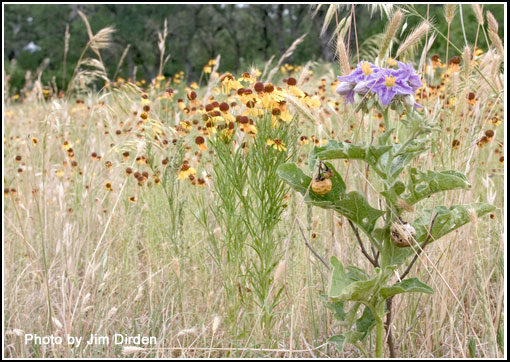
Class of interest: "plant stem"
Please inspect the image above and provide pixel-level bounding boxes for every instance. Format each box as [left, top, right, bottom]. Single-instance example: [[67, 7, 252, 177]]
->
[[375, 300, 385, 357], [385, 297, 397, 358]]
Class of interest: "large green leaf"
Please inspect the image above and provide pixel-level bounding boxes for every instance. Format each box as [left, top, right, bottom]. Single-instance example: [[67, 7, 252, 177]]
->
[[322, 294, 346, 321], [328, 334, 346, 353], [377, 141, 428, 180], [356, 304, 376, 339], [329, 257, 380, 303], [381, 203, 495, 267], [402, 168, 471, 205], [276, 162, 346, 204], [309, 140, 391, 172], [276, 162, 311, 195], [277, 163, 383, 232], [379, 277, 434, 299], [333, 191, 385, 233], [328, 256, 355, 298], [413, 203, 496, 243], [328, 331, 365, 353]]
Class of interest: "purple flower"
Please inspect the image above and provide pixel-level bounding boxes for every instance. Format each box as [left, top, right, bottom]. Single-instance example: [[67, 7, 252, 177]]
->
[[395, 61, 423, 91], [370, 69, 414, 106], [336, 62, 383, 103], [336, 82, 355, 103], [336, 61, 423, 108]]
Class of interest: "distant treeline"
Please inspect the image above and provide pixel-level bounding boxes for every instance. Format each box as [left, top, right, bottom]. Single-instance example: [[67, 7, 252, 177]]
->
[[4, 4, 504, 92]]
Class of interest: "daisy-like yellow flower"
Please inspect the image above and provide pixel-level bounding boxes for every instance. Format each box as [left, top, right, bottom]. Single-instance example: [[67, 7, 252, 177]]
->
[[221, 73, 242, 94], [238, 72, 256, 84], [302, 95, 321, 108], [203, 65, 212, 74], [260, 83, 287, 110], [238, 117, 257, 135], [62, 141, 73, 151], [286, 78, 305, 97], [178, 163, 196, 180], [105, 181, 113, 191], [190, 82, 199, 89], [267, 139, 287, 152], [299, 135, 309, 146], [195, 136, 208, 151]]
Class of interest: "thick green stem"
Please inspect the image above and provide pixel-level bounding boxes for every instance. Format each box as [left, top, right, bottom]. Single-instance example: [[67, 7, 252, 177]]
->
[[375, 300, 386, 357]]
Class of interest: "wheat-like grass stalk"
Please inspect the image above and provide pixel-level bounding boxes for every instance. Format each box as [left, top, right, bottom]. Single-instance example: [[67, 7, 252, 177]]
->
[[486, 11, 504, 58], [260, 55, 275, 80], [62, 23, 70, 90], [113, 44, 131, 81], [444, 4, 457, 24], [67, 12, 114, 95], [320, 4, 339, 36], [463, 46, 471, 79], [337, 38, 351, 76], [443, 5, 456, 66], [266, 33, 307, 83], [378, 9, 403, 60], [471, 4, 484, 25], [297, 61, 312, 86], [396, 21, 430, 58], [157, 18, 170, 76]]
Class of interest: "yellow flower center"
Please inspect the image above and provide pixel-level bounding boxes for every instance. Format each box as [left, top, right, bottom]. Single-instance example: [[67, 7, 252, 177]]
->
[[361, 62, 372, 75], [385, 76, 396, 87]]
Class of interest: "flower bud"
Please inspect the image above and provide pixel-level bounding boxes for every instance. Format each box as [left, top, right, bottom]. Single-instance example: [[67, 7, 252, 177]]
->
[[336, 82, 354, 96]]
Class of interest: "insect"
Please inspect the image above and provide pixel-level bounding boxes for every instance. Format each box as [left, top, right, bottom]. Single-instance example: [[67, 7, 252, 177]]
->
[[311, 161, 333, 195]]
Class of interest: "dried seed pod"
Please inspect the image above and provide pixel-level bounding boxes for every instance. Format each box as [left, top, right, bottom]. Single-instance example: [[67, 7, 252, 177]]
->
[[390, 221, 416, 247], [311, 177, 332, 195], [322, 169, 333, 179]]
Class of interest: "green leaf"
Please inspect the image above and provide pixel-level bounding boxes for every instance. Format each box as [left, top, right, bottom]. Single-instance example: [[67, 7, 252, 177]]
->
[[345, 265, 369, 281], [402, 168, 471, 205], [276, 163, 311, 195], [309, 140, 391, 172], [278, 163, 383, 232], [329, 257, 380, 303], [328, 256, 353, 298], [377, 140, 428, 180], [379, 277, 434, 298], [356, 305, 376, 339], [333, 191, 385, 233], [413, 203, 496, 243], [328, 334, 346, 353], [383, 203, 495, 267], [322, 294, 347, 321], [381, 181, 406, 205], [277, 162, 346, 205]]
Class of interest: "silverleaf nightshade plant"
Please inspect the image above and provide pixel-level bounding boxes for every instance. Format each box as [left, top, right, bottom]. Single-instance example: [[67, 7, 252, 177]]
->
[[277, 61, 495, 357]]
